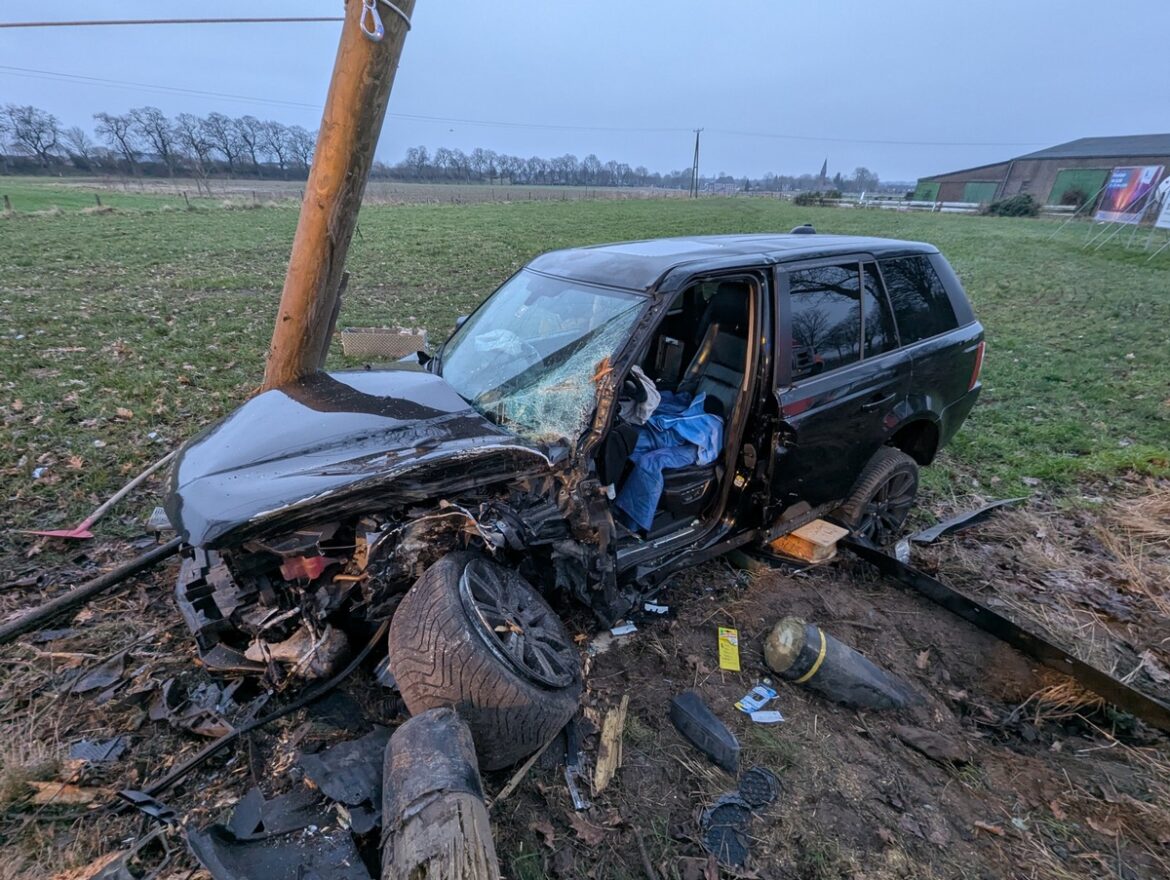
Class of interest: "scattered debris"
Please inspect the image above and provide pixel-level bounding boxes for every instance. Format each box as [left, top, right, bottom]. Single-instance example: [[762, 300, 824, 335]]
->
[[669, 690, 740, 773], [148, 678, 263, 739], [64, 651, 126, 695], [910, 497, 1026, 543], [592, 694, 629, 794], [717, 626, 740, 671], [735, 682, 778, 714], [749, 710, 784, 724], [699, 794, 753, 866], [298, 726, 390, 834], [769, 518, 849, 563], [118, 790, 179, 825], [224, 786, 331, 839], [610, 622, 638, 637], [643, 601, 669, 615], [764, 616, 919, 710], [68, 736, 127, 764], [737, 767, 781, 809], [186, 823, 369, 880], [563, 717, 592, 811]]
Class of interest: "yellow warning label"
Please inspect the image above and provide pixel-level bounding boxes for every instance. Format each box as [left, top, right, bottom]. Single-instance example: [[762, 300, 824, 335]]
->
[[717, 627, 741, 672]]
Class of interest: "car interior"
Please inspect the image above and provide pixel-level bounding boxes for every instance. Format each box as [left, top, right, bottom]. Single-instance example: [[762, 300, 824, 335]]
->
[[598, 278, 754, 541]]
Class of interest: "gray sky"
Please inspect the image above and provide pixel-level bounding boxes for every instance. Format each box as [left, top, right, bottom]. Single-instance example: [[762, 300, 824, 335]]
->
[[3, 0, 1169, 182]]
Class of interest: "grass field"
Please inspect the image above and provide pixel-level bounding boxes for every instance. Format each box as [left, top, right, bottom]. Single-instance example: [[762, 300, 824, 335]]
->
[[1, 177, 1169, 539]]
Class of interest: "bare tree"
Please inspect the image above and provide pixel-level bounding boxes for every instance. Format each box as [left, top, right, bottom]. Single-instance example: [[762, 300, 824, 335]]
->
[[94, 111, 139, 173], [259, 120, 290, 175], [131, 106, 179, 176], [174, 113, 214, 192], [234, 115, 265, 175], [62, 126, 96, 167], [201, 112, 242, 175], [286, 125, 316, 171], [4, 104, 62, 167]]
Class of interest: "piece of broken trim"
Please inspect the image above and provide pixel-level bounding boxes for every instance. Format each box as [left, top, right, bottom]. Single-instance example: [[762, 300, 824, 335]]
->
[[610, 622, 637, 636], [669, 690, 740, 773], [749, 710, 785, 724], [910, 497, 1026, 544]]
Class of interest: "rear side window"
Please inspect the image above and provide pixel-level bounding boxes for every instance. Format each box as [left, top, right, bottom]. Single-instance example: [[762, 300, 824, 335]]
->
[[862, 263, 898, 358], [878, 256, 959, 344], [789, 265, 861, 378]]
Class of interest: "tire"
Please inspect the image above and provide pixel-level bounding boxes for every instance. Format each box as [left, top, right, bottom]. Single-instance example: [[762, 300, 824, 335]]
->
[[833, 447, 920, 547], [388, 552, 582, 770]]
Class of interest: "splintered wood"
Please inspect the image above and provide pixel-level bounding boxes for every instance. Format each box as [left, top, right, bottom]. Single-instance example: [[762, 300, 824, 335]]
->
[[593, 695, 629, 794], [769, 519, 850, 563]]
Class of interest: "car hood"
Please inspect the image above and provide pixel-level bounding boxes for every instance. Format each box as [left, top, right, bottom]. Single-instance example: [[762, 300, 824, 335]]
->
[[166, 367, 553, 547]]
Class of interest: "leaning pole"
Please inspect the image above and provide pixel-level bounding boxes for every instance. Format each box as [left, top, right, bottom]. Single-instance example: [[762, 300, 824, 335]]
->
[[262, 0, 416, 391]]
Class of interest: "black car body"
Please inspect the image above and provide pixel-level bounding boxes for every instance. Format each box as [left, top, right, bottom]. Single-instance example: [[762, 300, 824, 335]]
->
[[167, 232, 983, 678]]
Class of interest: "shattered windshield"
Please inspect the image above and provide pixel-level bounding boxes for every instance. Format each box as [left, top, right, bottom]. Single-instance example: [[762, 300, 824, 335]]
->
[[440, 270, 645, 444]]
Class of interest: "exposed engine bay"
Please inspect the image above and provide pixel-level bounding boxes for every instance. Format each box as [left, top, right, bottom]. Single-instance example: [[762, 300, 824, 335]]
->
[[175, 475, 623, 683]]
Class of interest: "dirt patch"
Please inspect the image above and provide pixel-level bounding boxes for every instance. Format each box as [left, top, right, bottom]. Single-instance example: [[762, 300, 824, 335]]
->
[[2, 488, 1169, 879]]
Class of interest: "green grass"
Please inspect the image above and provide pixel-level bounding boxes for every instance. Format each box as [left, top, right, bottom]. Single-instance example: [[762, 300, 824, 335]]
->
[[1, 178, 1168, 542]]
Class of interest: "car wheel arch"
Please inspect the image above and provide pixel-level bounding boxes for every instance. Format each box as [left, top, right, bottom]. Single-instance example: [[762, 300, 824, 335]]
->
[[889, 417, 940, 465]]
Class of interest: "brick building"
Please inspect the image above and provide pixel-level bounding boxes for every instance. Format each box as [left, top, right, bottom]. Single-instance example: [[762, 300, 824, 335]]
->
[[913, 134, 1170, 207]]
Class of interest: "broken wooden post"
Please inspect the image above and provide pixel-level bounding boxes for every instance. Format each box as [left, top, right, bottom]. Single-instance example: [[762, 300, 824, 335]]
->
[[382, 707, 500, 879], [261, 0, 416, 391]]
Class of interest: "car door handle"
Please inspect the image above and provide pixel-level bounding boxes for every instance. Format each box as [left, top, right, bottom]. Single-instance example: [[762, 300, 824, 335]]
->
[[860, 392, 896, 412]]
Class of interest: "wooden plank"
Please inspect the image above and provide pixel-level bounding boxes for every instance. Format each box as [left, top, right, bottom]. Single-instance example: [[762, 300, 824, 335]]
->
[[593, 695, 629, 794]]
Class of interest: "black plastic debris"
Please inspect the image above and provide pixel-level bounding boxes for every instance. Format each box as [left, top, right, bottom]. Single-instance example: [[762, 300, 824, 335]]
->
[[225, 786, 332, 840], [149, 678, 267, 739], [69, 736, 127, 764], [64, 651, 126, 695], [669, 690, 740, 773], [298, 726, 390, 831], [699, 794, 752, 867], [910, 497, 1025, 544], [737, 766, 781, 809], [118, 790, 179, 825], [185, 824, 370, 880]]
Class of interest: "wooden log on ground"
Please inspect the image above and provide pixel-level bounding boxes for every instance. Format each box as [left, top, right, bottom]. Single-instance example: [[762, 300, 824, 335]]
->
[[382, 708, 500, 879]]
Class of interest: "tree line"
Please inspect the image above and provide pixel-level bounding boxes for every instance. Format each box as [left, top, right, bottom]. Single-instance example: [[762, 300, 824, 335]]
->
[[1, 104, 316, 190], [1, 102, 891, 193]]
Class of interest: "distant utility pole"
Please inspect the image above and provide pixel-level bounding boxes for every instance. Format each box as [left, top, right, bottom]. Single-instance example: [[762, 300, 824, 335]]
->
[[690, 128, 703, 198], [262, 0, 416, 391]]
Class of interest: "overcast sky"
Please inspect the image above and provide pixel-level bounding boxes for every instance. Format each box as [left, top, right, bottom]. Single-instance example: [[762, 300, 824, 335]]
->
[[3, 1, 1169, 182]]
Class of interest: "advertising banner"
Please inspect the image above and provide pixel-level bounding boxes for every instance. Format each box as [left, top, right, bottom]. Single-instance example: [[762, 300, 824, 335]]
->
[[1095, 165, 1165, 223], [1155, 178, 1170, 230]]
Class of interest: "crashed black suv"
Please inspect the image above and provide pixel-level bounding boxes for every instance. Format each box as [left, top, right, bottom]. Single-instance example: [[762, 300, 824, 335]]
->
[[167, 231, 983, 767]]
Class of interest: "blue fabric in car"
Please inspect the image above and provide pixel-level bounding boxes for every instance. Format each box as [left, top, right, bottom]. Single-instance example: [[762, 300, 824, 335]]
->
[[614, 391, 724, 530]]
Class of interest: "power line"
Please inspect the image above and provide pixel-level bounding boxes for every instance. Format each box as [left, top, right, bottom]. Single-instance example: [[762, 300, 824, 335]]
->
[[0, 18, 342, 29], [0, 63, 1049, 149]]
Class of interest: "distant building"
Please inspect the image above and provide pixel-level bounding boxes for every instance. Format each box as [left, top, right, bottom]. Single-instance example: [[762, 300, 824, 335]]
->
[[914, 134, 1170, 207]]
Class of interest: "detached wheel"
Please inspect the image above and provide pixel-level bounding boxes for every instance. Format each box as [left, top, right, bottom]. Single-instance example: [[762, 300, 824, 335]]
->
[[388, 552, 581, 770], [834, 447, 919, 546]]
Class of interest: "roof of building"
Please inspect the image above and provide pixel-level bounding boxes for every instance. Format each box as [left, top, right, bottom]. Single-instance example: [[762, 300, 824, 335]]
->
[[920, 134, 1170, 183], [1016, 134, 1170, 161], [527, 233, 937, 291]]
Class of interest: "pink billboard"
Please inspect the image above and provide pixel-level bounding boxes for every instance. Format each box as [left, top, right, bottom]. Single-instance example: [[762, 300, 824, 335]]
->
[[1095, 165, 1164, 223]]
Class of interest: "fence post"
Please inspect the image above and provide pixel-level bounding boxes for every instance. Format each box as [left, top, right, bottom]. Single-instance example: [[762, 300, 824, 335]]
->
[[3, 194, 11, 212]]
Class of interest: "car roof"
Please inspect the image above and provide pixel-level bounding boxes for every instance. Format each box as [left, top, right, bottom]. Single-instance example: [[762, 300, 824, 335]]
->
[[526, 233, 940, 291]]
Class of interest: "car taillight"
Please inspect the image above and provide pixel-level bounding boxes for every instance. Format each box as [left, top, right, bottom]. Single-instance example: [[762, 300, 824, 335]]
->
[[968, 340, 985, 391]]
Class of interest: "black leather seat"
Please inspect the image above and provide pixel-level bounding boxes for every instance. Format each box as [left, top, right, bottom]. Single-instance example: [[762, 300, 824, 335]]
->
[[678, 283, 750, 414]]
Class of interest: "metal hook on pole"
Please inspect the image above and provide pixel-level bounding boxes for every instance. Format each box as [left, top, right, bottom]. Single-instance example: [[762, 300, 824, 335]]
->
[[360, 0, 411, 42]]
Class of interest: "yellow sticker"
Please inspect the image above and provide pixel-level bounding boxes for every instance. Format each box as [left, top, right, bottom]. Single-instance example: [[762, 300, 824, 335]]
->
[[717, 627, 741, 672]]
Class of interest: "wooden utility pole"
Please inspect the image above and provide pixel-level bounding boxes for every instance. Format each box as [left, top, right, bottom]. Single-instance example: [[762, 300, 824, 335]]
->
[[689, 128, 702, 198], [262, 0, 416, 390]]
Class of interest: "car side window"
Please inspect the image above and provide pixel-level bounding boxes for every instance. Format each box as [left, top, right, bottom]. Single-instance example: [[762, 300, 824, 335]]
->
[[788, 264, 861, 379], [878, 256, 959, 344], [862, 262, 898, 358]]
